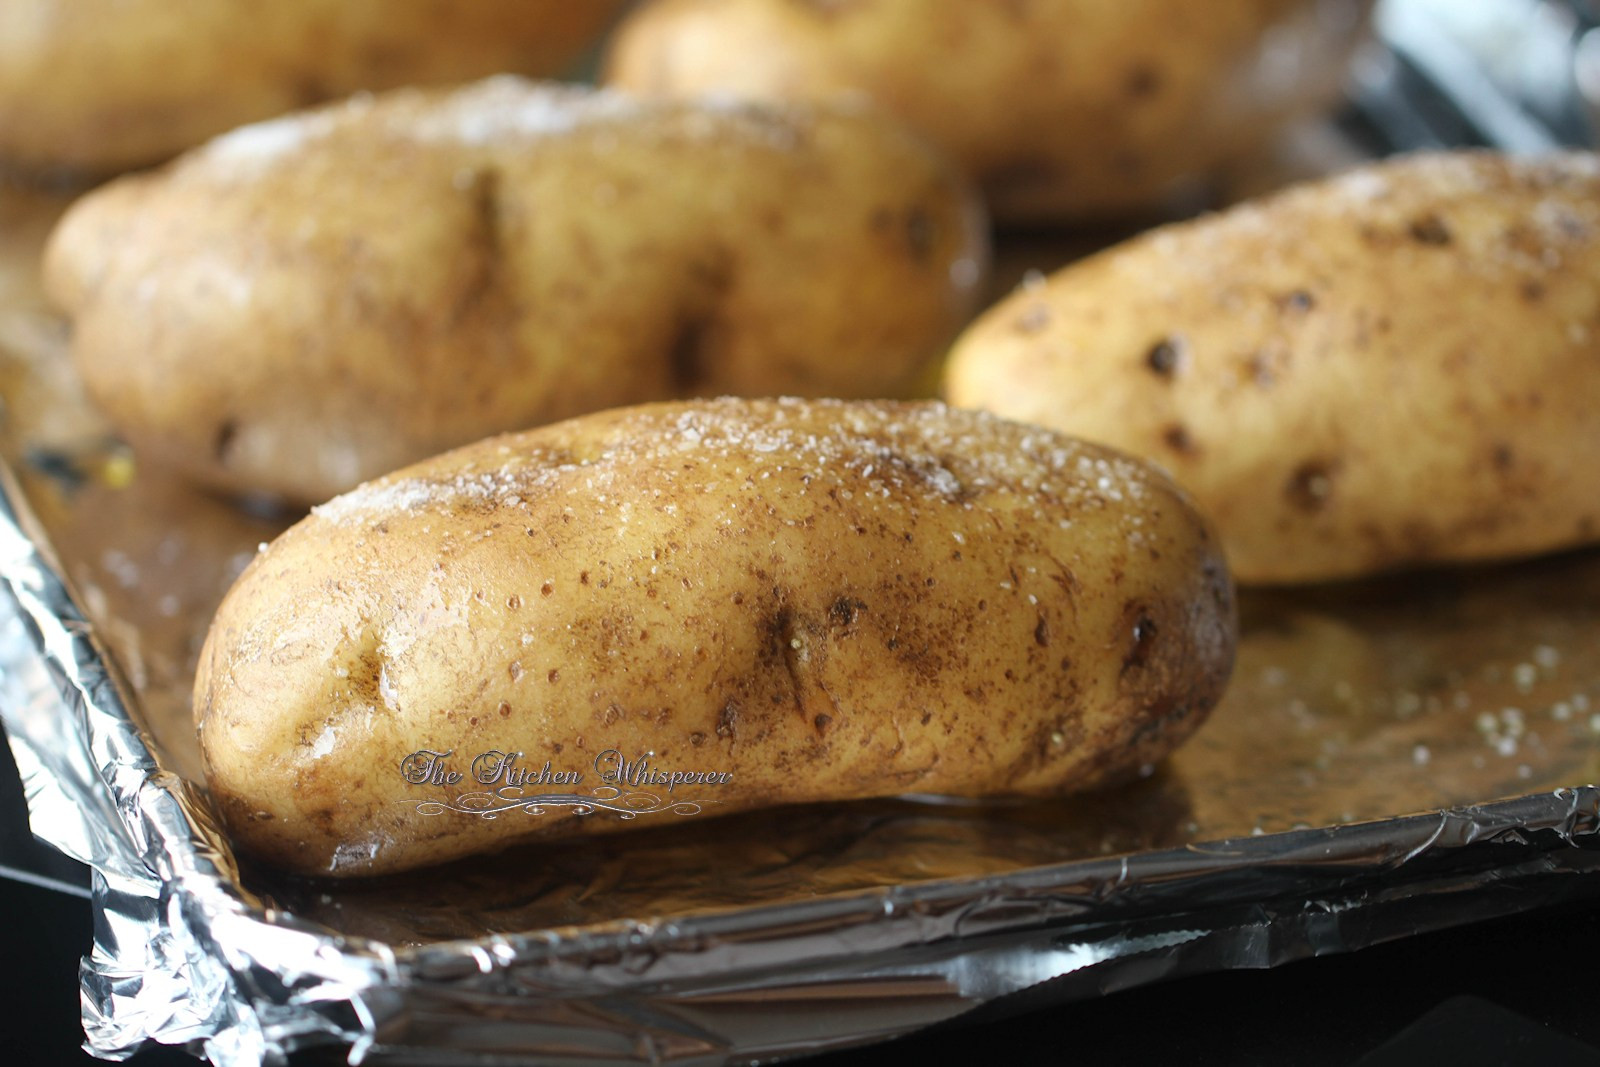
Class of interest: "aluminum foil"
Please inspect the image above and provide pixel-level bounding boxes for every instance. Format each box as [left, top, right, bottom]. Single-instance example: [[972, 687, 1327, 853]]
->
[[7, 484, 1600, 1067], [5, 122, 1600, 1067]]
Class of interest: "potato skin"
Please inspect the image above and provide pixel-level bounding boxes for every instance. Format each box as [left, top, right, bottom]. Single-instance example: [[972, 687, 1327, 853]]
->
[[194, 398, 1236, 877], [44, 78, 988, 505], [946, 151, 1600, 584], [0, 0, 629, 172], [605, 0, 1372, 222]]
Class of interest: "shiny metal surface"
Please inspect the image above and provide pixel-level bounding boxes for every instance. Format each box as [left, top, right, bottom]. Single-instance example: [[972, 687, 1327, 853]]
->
[[3, 11, 1600, 1059]]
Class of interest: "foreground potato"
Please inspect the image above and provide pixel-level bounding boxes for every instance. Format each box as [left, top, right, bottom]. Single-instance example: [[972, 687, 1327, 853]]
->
[[0, 0, 628, 172], [195, 399, 1236, 877], [45, 78, 987, 504], [946, 151, 1600, 584], [605, 0, 1372, 222]]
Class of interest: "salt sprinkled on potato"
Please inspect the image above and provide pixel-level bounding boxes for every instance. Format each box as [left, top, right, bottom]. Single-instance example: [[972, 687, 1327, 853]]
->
[[195, 398, 1235, 877], [45, 77, 988, 504], [947, 150, 1600, 584]]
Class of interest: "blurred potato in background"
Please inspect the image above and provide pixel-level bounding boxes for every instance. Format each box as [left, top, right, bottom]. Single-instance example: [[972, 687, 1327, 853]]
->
[[0, 0, 629, 173], [606, 0, 1376, 224], [43, 78, 989, 504]]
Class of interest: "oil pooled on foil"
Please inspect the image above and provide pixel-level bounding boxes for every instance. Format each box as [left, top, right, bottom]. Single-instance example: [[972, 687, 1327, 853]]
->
[[3, 180, 1597, 949]]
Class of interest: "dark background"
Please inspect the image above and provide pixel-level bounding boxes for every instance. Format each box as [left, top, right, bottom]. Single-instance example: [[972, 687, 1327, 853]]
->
[[10, 871, 1600, 1066], [7, 739, 1600, 1067]]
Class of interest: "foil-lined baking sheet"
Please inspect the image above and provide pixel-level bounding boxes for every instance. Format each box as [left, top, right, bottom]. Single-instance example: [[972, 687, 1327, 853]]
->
[[5, 86, 1600, 1067]]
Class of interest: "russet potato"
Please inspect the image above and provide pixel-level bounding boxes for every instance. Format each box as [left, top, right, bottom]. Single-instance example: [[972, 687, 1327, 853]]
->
[[605, 0, 1373, 222], [194, 398, 1236, 877], [946, 151, 1600, 584], [0, 0, 630, 172], [44, 77, 988, 504]]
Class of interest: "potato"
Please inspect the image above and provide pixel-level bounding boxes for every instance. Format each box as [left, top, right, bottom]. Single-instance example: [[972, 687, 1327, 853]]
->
[[604, 0, 1373, 223], [0, 0, 629, 172], [945, 151, 1600, 584], [44, 77, 988, 505], [194, 398, 1237, 877]]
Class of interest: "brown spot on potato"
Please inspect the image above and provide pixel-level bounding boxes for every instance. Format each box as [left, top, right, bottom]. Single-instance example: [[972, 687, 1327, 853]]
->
[[1124, 64, 1161, 98], [1162, 424, 1198, 456], [1409, 213, 1452, 246], [508, 661, 523, 682], [1131, 695, 1188, 747], [1521, 280, 1546, 302], [813, 713, 833, 734], [1278, 289, 1315, 314], [1492, 443, 1515, 470], [668, 250, 732, 392], [984, 157, 1059, 198], [213, 419, 238, 463], [1123, 613, 1158, 672], [667, 314, 715, 393], [497, 701, 511, 718], [1247, 352, 1277, 388], [290, 75, 331, 108], [540, 582, 553, 597], [1033, 612, 1050, 647], [716, 700, 739, 738], [546, 669, 559, 683], [1286, 460, 1337, 512], [506, 594, 522, 610], [795, 0, 866, 18], [448, 166, 504, 323], [905, 206, 935, 262], [1145, 337, 1185, 378], [829, 596, 865, 628], [1398, 521, 1440, 557]]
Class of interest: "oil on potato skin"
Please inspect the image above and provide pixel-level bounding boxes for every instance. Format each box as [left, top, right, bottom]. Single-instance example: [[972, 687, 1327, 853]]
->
[[0, 0, 632, 172], [194, 398, 1237, 877], [44, 78, 988, 505], [947, 150, 1600, 584], [605, 0, 1374, 222]]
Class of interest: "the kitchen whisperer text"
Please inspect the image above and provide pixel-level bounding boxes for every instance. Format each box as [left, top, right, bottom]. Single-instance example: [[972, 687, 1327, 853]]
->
[[400, 747, 734, 793]]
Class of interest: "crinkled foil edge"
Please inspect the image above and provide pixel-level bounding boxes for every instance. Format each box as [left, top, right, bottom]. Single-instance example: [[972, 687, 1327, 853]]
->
[[3, 460, 1600, 1067]]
